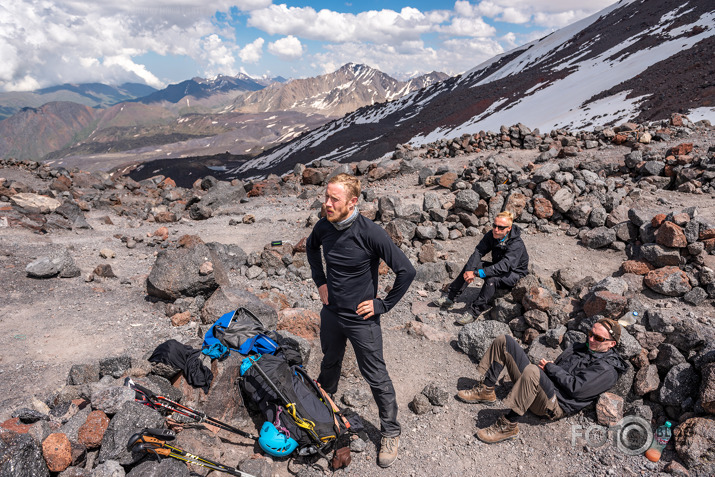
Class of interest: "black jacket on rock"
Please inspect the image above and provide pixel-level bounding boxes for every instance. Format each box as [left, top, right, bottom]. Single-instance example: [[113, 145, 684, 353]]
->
[[544, 342, 627, 415], [464, 224, 529, 278]]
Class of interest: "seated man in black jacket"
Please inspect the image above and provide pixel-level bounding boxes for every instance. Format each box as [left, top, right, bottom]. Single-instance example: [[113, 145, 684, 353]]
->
[[433, 210, 529, 325], [457, 318, 627, 443]]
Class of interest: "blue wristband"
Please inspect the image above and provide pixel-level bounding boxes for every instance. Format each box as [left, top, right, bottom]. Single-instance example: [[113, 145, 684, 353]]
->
[[478, 269, 485, 279]]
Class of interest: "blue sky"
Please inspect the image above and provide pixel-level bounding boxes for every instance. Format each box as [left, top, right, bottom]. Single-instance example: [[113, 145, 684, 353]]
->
[[0, 0, 616, 91]]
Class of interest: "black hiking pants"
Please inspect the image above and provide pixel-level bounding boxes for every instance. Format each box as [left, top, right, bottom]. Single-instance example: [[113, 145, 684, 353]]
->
[[447, 260, 523, 313], [317, 307, 400, 437]]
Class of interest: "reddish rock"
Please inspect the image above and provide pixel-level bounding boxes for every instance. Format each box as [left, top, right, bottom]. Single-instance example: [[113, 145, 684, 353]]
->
[[521, 287, 554, 312], [159, 177, 176, 188], [171, 311, 192, 326], [672, 213, 691, 226], [378, 260, 390, 276], [256, 290, 291, 312], [293, 236, 308, 253], [620, 259, 654, 275], [699, 228, 715, 240], [1, 417, 31, 434], [51, 175, 72, 192], [674, 417, 715, 469], [633, 364, 660, 396], [504, 192, 527, 219], [77, 411, 109, 449], [153, 226, 169, 240], [663, 461, 690, 477], [438, 172, 458, 189], [704, 238, 715, 253], [670, 113, 684, 127], [42, 433, 72, 472], [532, 198, 553, 219], [177, 234, 204, 248], [651, 213, 667, 228], [583, 290, 628, 319], [277, 308, 321, 340], [701, 363, 715, 414], [302, 168, 324, 185], [596, 392, 623, 427], [93, 264, 117, 278], [522, 328, 540, 345], [474, 199, 489, 217], [644, 266, 692, 296], [668, 143, 693, 156], [631, 349, 650, 369], [154, 211, 178, 223], [612, 134, 628, 145], [538, 180, 561, 199], [655, 221, 687, 248]]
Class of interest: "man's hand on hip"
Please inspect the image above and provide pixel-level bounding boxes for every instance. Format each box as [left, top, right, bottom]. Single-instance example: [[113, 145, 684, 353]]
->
[[463, 270, 476, 283], [356, 299, 375, 319], [318, 284, 329, 305]]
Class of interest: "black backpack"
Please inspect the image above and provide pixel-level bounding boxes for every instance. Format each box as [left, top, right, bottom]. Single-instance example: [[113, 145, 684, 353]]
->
[[240, 352, 361, 456]]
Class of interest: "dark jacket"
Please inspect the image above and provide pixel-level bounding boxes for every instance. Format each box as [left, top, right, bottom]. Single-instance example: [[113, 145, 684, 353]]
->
[[306, 214, 416, 320], [544, 342, 627, 415], [464, 224, 529, 279]]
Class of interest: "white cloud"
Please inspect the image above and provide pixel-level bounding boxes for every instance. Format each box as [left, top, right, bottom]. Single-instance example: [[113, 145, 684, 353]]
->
[[441, 17, 496, 37], [268, 36, 304, 60], [239, 38, 265, 63]]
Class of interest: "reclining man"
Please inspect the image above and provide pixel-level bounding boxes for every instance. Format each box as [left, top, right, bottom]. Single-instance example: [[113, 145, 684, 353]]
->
[[433, 210, 529, 325], [458, 318, 627, 443]]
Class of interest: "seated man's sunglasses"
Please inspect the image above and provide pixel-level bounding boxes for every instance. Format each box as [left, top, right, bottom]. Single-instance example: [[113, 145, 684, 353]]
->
[[492, 224, 510, 230], [588, 330, 613, 342]]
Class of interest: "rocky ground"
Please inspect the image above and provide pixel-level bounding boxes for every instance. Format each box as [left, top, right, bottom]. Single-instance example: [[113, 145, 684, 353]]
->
[[1, 117, 714, 476]]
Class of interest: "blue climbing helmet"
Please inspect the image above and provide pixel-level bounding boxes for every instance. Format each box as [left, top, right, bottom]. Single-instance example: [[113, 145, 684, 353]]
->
[[258, 421, 298, 457]]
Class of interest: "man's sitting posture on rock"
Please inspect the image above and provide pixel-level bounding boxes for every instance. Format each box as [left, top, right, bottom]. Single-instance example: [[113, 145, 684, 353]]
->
[[458, 319, 626, 443], [433, 211, 529, 325]]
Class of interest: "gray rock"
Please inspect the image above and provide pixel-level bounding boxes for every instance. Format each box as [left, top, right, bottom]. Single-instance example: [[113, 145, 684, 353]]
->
[[410, 394, 432, 415], [91, 460, 125, 477], [683, 287, 708, 305], [378, 196, 401, 222], [197, 180, 246, 211], [489, 298, 523, 323], [26, 247, 79, 279], [414, 262, 449, 283], [125, 458, 189, 477], [628, 209, 652, 227], [59, 405, 91, 441], [616, 329, 642, 359], [206, 242, 247, 271], [472, 181, 495, 199], [457, 321, 512, 361], [609, 361, 635, 398], [395, 202, 422, 222], [99, 356, 132, 379], [98, 401, 164, 465], [641, 161, 665, 176], [544, 325, 567, 348], [146, 242, 229, 300], [640, 244, 681, 267], [655, 343, 686, 374], [551, 188, 574, 214], [659, 363, 700, 407], [67, 364, 100, 385], [589, 206, 608, 227], [582, 226, 616, 249], [237, 456, 274, 477], [422, 383, 449, 406], [91, 386, 136, 416], [422, 192, 442, 212], [384, 218, 417, 245], [532, 163, 560, 183], [415, 225, 437, 240], [341, 388, 372, 408], [592, 277, 629, 296], [0, 429, 50, 476], [454, 189, 480, 212], [562, 331, 586, 350]]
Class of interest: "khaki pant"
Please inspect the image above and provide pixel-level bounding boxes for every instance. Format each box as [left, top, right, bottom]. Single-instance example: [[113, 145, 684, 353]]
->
[[476, 335, 564, 419]]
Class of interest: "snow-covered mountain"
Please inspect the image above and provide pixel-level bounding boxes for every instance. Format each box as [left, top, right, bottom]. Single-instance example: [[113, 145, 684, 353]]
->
[[230, 63, 448, 118], [229, 0, 714, 180]]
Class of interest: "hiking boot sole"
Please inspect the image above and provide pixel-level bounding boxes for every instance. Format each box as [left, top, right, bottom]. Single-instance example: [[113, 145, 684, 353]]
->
[[477, 431, 519, 444], [456, 395, 497, 405]]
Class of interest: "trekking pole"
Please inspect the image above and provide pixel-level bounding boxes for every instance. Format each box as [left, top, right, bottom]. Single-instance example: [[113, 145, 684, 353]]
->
[[242, 355, 323, 445], [127, 428, 257, 477], [124, 378, 257, 440]]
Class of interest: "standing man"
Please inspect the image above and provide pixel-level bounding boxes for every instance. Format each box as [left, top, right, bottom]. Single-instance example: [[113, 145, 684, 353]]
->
[[433, 211, 529, 325], [306, 173, 416, 468]]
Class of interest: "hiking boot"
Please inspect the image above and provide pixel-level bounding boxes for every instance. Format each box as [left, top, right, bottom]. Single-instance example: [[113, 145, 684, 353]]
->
[[455, 312, 476, 325], [457, 383, 496, 404], [477, 415, 519, 444], [432, 296, 455, 309], [378, 436, 399, 468]]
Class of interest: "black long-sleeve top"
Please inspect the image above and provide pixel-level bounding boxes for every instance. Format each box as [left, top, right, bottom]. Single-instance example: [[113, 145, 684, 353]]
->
[[306, 214, 416, 320], [544, 342, 627, 414], [464, 224, 529, 278]]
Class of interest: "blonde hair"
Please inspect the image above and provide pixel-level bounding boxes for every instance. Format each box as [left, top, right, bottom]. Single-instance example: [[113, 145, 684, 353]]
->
[[496, 210, 514, 225], [328, 173, 361, 200]]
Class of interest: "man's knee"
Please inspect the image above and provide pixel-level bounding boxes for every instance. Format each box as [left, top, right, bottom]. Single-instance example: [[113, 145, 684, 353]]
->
[[521, 364, 541, 384]]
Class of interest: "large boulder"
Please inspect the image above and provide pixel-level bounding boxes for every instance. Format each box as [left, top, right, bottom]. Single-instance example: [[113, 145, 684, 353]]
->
[[25, 247, 81, 279], [659, 363, 701, 407], [457, 321, 512, 361], [673, 417, 715, 471], [146, 241, 230, 300]]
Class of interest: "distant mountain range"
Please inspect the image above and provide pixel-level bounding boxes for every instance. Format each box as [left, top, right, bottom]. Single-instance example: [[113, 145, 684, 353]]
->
[[226, 0, 714, 179], [0, 66, 448, 166]]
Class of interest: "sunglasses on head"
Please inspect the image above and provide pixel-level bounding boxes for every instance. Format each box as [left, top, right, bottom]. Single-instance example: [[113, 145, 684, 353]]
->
[[493, 223, 509, 230], [588, 330, 612, 342]]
